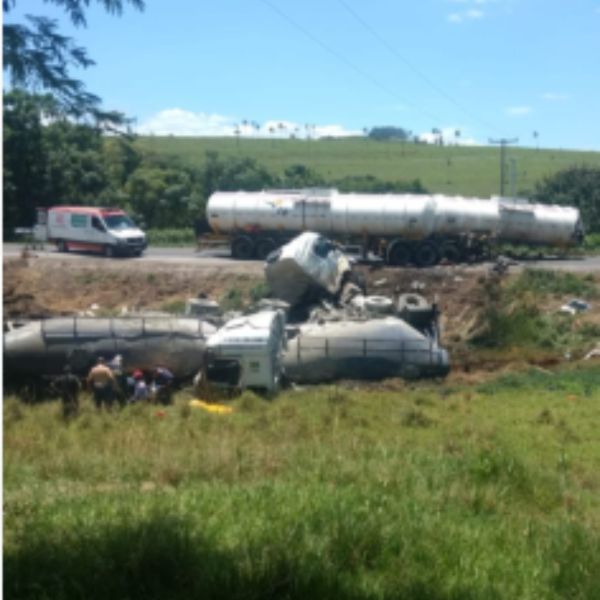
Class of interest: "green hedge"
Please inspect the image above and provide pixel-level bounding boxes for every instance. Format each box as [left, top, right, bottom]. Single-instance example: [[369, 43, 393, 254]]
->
[[146, 229, 196, 247]]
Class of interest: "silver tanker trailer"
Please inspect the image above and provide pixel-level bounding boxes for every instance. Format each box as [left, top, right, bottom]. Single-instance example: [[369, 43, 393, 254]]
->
[[204, 189, 584, 266], [3, 317, 217, 391]]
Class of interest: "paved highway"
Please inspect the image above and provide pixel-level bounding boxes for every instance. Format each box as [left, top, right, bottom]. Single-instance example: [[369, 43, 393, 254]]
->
[[3, 243, 600, 272]]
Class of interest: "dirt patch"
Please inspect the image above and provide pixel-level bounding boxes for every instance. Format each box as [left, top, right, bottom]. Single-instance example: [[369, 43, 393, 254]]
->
[[2, 257, 265, 319]]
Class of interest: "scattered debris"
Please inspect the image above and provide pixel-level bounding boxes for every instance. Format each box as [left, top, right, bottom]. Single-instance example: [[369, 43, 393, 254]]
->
[[189, 400, 233, 414], [559, 299, 591, 315]]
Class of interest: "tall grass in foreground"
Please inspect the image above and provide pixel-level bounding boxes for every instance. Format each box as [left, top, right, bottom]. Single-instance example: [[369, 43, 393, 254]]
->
[[4, 366, 600, 600]]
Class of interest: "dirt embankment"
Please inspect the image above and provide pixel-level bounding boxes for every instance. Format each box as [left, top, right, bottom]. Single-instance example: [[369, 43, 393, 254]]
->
[[3, 256, 265, 320], [4, 256, 483, 319]]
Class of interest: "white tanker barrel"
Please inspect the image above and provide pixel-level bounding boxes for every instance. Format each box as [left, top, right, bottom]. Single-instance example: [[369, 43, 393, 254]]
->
[[3, 317, 217, 379], [206, 190, 584, 260], [497, 202, 583, 247]]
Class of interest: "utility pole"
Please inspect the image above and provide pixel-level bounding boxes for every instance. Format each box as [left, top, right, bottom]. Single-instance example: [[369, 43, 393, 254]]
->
[[489, 138, 518, 196], [509, 157, 517, 198]]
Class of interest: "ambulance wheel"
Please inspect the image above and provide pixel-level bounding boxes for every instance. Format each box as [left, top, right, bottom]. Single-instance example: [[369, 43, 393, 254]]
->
[[57, 240, 68, 253], [104, 245, 115, 258]]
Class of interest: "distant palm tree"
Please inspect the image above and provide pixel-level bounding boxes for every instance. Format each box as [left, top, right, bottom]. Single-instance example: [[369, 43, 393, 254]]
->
[[455, 130, 461, 146], [234, 124, 241, 149], [533, 130, 539, 150], [269, 126, 275, 147]]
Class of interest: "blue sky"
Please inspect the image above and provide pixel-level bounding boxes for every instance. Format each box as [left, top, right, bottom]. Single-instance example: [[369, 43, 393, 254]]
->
[[5, 0, 600, 150]]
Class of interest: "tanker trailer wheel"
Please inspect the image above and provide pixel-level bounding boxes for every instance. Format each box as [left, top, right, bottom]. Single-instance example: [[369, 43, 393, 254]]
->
[[232, 236, 255, 260], [255, 238, 276, 261], [388, 242, 412, 266], [414, 243, 439, 267], [439, 243, 461, 264]]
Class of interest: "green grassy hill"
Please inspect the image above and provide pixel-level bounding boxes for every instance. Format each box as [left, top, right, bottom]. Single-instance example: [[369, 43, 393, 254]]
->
[[135, 136, 600, 198]]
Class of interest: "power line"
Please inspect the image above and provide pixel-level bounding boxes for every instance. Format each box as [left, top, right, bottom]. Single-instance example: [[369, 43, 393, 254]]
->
[[336, 0, 505, 136], [259, 0, 446, 127]]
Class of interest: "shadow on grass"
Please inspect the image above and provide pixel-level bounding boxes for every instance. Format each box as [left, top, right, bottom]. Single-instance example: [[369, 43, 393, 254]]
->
[[4, 512, 492, 600]]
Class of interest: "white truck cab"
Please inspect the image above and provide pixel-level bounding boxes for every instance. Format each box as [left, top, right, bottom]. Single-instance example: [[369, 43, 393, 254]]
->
[[205, 310, 287, 392], [33, 206, 147, 257]]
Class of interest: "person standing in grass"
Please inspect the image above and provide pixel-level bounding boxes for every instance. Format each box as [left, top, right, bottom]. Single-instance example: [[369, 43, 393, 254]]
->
[[51, 365, 81, 419], [87, 357, 117, 410], [152, 366, 174, 405], [132, 370, 150, 403], [107, 354, 126, 407]]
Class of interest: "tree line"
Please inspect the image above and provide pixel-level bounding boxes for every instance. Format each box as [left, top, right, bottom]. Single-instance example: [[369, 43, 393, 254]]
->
[[2, 90, 429, 236]]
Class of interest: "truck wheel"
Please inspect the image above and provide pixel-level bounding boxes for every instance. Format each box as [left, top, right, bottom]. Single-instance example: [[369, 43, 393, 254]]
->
[[104, 245, 115, 258], [57, 240, 68, 253], [232, 237, 254, 260], [255, 239, 276, 261], [397, 293, 429, 311], [414, 243, 438, 267], [364, 296, 394, 315], [388, 242, 412, 266], [439, 243, 461, 264]]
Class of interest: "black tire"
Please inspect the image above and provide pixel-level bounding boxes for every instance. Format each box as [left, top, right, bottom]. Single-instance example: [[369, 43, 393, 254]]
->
[[388, 242, 412, 266], [255, 238, 276, 261], [397, 293, 429, 311], [439, 243, 461, 264], [231, 236, 254, 260], [414, 243, 439, 267], [57, 240, 68, 253], [104, 245, 115, 258]]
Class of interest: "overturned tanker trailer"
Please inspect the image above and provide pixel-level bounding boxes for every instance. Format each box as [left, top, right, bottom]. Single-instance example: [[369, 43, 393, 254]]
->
[[284, 318, 449, 383], [3, 317, 217, 394]]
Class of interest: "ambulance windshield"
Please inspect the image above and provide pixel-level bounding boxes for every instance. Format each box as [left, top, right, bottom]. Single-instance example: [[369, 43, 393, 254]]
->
[[103, 214, 136, 230]]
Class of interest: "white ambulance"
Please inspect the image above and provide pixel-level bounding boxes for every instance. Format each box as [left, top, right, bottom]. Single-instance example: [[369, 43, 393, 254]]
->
[[33, 206, 147, 257]]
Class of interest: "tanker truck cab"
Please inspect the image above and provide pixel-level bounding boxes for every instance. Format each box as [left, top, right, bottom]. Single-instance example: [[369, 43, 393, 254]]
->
[[205, 310, 287, 393], [34, 206, 147, 257]]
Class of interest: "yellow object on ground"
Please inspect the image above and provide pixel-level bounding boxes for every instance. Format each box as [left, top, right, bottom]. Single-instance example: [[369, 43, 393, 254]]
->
[[189, 399, 233, 414]]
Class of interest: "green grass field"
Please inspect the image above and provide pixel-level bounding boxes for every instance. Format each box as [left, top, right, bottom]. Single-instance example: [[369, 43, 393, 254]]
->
[[4, 365, 600, 600], [135, 136, 600, 198]]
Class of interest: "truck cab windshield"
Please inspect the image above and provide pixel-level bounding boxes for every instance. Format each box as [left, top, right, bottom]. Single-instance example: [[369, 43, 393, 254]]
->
[[104, 214, 135, 230]]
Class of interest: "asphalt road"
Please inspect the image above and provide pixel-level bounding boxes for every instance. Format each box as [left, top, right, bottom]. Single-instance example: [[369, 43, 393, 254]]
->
[[3, 243, 600, 272]]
